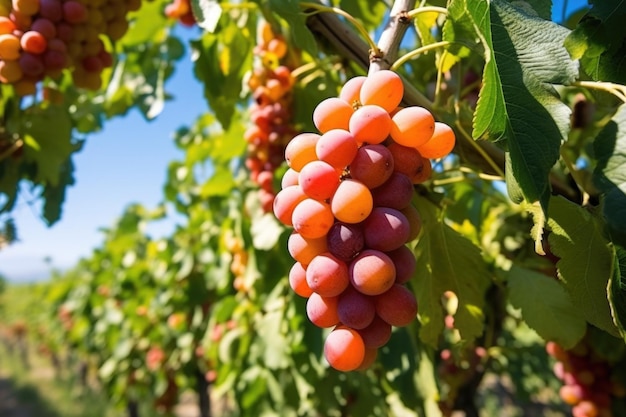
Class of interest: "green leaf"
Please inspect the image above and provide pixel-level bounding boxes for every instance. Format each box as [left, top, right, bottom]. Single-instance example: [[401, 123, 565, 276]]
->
[[609, 244, 626, 341], [592, 104, 626, 246], [120, 0, 170, 47], [472, 0, 578, 207], [199, 167, 235, 197], [270, 0, 318, 55], [546, 196, 620, 337], [564, 1, 626, 83], [507, 266, 586, 348], [190, 0, 222, 33], [413, 198, 491, 346], [250, 212, 283, 251]]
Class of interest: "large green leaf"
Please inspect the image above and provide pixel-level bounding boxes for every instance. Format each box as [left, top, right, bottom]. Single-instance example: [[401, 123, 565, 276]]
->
[[545, 196, 620, 337], [564, 0, 626, 84], [413, 198, 491, 346], [609, 244, 626, 341], [507, 265, 586, 348], [592, 104, 626, 246], [472, 0, 578, 208]]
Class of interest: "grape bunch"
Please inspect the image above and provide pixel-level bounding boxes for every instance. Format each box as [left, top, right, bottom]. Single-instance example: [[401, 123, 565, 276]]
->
[[273, 70, 456, 371], [0, 0, 141, 94], [547, 337, 626, 417], [245, 21, 296, 213], [164, 0, 195, 27]]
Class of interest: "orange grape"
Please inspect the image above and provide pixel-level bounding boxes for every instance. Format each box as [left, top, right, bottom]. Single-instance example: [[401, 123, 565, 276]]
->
[[324, 326, 366, 372], [280, 168, 299, 188], [359, 70, 404, 113], [0, 33, 21, 60], [272, 185, 307, 226], [298, 160, 341, 201], [313, 97, 354, 133], [349, 249, 396, 296], [390, 106, 435, 147], [288, 262, 313, 298], [339, 75, 366, 106], [287, 232, 328, 266], [284, 132, 320, 171], [305, 252, 349, 297], [291, 198, 334, 239], [0, 16, 16, 34], [356, 347, 378, 370], [0, 59, 22, 83], [387, 142, 431, 184], [348, 104, 391, 145], [306, 292, 340, 328], [416, 121, 456, 159], [12, 0, 39, 16], [410, 156, 431, 184], [20, 31, 47, 54], [330, 179, 373, 224], [315, 129, 358, 169]]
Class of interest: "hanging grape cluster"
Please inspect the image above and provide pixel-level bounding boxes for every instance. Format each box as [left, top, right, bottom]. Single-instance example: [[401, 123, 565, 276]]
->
[[245, 21, 296, 213], [273, 70, 456, 371], [547, 337, 626, 417], [164, 0, 194, 27], [0, 0, 141, 94]]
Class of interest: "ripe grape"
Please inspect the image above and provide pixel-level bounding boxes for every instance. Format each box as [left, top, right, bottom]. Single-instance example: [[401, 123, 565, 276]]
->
[[349, 249, 396, 296], [400, 204, 422, 242], [349, 104, 392, 145], [315, 129, 358, 169], [273, 185, 307, 226], [387, 142, 431, 184], [284, 132, 320, 171], [371, 172, 414, 210], [337, 286, 376, 329], [326, 222, 364, 262], [62, 1, 88, 24], [39, 0, 63, 22], [20, 30, 47, 54], [387, 245, 416, 284], [416, 121, 456, 159], [356, 347, 378, 371], [324, 326, 366, 372], [287, 232, 328, 266], [339, 75, 366, 106], [18, 52, 44, 77], [0, 33, 21, 60], [359, 69, 404, 113], [356, 315, 392, 348], [390, 106, 435, 147], [363, 207, 410, 252], [349, 144, 394, 189], [306, 292, 340, 328], [330, 179, 373, 224], [280, 168, 299, 188], [298, 160, 340, 201], [305, 252, 349, 297], [313, 97, 353, 133], [30, 18, 56, 39], [375, 284, 418, 327], [288, 262, 313, 298]]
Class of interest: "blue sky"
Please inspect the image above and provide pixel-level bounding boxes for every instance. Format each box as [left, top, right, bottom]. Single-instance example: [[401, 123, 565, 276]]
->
[[0, 1, 589, 282]]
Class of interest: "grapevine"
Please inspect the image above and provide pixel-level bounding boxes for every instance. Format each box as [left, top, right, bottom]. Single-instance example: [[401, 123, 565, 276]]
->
[[0, 0, 141, 94], [274, 69, 456, 371]]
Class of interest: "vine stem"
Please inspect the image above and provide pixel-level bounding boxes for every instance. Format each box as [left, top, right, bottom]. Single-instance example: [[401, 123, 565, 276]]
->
[[406, 5, 448, 18], [299, 2, 380, 55], [455, 121, 505, 179], [572, 80, 626, 103], [390, 40, 450, 72]]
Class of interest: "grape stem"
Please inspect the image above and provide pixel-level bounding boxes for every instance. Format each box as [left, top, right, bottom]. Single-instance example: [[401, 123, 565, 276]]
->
[[406, 5, 448, 18], [571, 80, 626, 103], [390, 40, 451, 72], [299, 2, 381, 58]]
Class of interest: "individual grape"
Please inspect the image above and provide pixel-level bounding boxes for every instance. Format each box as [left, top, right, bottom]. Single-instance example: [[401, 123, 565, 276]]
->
[[400, 204, 422, 242], [280, 168, 299, 188], [0, 33, 21, 60], [305, 252, 349, 297], [337, 286, 376, 329], [18, 52, 44, 78], [313, 97, 353, 133], [20, 30, 47, 54], [560, 385, 585, 405], [348, 104, 392, 145], [284, 132, 320, 171], [287, 232, 328, 266], [55, 22, 73, 42], [571, 400, 598, 417], [291, 198, 334, 239], [272, 185, 306, 226], [256, 170, 273, 192], [288, 262, 313, 298], [324, 326, 366, 372], [356, 314, 392, 348], [0, 17, 16, 34], [371, 172, 414, 210], [349, 249, 396, 296], [267, 36, 287, 59], [39, 0, 63, 22], [375, 284, 418, 327], [410, 157, 432, 184], [356, 347, 378, 371], [326, 222, 364, 262], [387, 245, 416, 284], [363, 207, 410, 252], [359, 69, 404, 113], [389, 106, 435, 147], [0, 59, 23, 83], [416, 121, 456, 159], [330, 179, 373, 224], [30, 18, 56, 39], [306, 292, 340, 328], [387, 142, 431, 184], [62, 1, 88, 24], [315, 129, 358, 169], [298, 160, 340, 201], [349, 144, 394, 189], [12, 0, 39, 16], [339, 75, 366, 106]]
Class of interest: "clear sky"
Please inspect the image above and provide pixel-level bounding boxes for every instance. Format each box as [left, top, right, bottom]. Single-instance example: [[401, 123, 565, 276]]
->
[[0, 2, 589, 282]]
